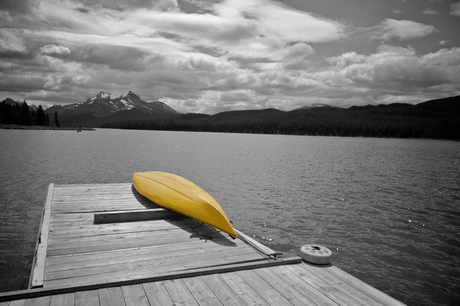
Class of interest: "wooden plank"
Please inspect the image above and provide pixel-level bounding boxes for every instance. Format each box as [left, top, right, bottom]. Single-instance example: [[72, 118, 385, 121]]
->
[[52, 194, 139, 200], [142, 282, 174, 306], [47, 220, 227, 250], [49, 217, 180, 231], [299, 264, 386, 306], [183, 276, 223, 306], [46, 238, 222, 266], [235, 229, 282, 258], [53, 191, 138, 197], [98, 287, 125, 306], [24, 296, 51, 306], [47, 222, 198, 241], [271, 265, 338, 306], [254, 266, 325, 306], [285, 264, 368, 306], [200, 274, 246, 306], [53, 183, 132, 189], [46, 238, 245, 273], [45, 247, 261, 281], [52, 191, 138, 197], [48, 220, 227, 245], [75, 290, 99, 306], [45, 237, 239, 266], [51, 199, 141, 206], [51, 200, 153, 209], [163, 279, 199, 306], [219, 272, 269, 306], [47, 218, 199, 238], [94, 209, 185, 224], [47, 227, 195, 249], [46, 229, 229, 257], [47, 222, 226, 248], [30, 183, 54, 289], [1, 258, 301, 302], [44, 256, 300, 289], [121, 285, 150, 306], [51, 206, 154, 214], [50, 293, 75, 306], [52, 196, 137, 202], [52, 186, 137, 193], [236, 269, 292, 305], [326, 266, 406, 306], [46, 234, 195, 256]]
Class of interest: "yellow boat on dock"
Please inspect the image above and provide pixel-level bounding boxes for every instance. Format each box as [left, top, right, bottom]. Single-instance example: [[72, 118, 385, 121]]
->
[[132, 171, 238, 239]]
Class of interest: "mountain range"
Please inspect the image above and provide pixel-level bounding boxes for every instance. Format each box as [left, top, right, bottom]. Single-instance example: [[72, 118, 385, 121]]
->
[[1, 92, 459, 139], [44, 91, 179, 127], [101, 95, 460, 139]]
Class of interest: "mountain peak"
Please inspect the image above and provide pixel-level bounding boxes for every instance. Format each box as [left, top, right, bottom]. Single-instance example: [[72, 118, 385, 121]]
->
[[126, 90, 139, 98], [96, 91, 112, 99]]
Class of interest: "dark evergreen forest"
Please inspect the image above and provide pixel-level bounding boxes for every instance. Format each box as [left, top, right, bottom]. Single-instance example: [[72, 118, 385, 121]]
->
[[0, 99, 50, 126], [102, 96, 460, 140]]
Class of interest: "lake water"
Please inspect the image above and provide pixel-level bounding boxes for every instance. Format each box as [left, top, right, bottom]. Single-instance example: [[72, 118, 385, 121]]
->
[[0, 129, 459, 305]]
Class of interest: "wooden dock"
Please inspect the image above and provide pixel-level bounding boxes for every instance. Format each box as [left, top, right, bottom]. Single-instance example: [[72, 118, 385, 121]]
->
[[0, 183, 406, 306]]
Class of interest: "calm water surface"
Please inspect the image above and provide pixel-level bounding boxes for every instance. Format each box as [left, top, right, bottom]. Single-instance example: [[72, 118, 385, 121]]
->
[[0, 129, 459, 305]]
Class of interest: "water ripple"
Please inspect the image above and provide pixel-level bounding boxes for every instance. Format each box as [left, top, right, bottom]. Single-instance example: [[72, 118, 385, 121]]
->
[[1, 131, 459, 305]]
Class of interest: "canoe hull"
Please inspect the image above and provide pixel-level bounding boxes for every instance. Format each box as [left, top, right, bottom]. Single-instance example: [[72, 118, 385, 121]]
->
[[132, 171, 237, 238]]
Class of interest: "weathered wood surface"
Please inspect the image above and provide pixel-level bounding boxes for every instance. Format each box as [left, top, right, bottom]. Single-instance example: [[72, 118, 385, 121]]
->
[[3, 263, 406, 305], [33, 183, 277, 289], [0, 183, 406, 305], [30, 183, 54, 288]]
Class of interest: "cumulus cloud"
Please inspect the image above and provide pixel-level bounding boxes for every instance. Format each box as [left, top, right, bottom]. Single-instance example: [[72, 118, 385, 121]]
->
[[450, 2, 460, 16], [127, 0, 344, 61], [283, 43, 315, 60], [375, 19, 437, 40], [214, 0, 345, 43], [134, 10, 259, 44], [1, 0, 459, 112], [40, 45, 71, 57], [330, 45, 460, 90], [282, 43, 315, 70]]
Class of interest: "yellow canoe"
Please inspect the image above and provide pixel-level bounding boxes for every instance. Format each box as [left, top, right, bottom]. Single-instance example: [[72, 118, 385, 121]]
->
[[132, 171, 237, 239]]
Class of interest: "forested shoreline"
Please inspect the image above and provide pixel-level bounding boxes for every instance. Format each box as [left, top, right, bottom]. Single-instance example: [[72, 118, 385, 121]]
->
[[0, 100, 50, 126], [2, 95, 458, 139], [0, 100, 96, 130], [102, 98, 460, 140]]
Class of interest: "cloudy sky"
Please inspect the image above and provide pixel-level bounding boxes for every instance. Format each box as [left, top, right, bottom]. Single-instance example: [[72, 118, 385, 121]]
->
[[1, 0, 460, 113]]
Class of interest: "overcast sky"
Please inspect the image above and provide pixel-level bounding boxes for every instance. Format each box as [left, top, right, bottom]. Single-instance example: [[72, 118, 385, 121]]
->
[[1, 0, 460, 113]]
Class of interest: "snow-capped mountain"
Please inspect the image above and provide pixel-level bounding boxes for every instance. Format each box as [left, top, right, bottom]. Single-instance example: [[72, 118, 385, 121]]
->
[[46, 91, 179, 127]]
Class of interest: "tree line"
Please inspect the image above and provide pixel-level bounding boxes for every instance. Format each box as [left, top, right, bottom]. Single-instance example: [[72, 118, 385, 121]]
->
[[0, 100, 61, 127], [101, 105, 460, 140]]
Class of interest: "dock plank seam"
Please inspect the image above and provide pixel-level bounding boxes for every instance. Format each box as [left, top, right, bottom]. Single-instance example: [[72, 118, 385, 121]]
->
[[0, 258, 302, 303], [29, 183, 54, 289]]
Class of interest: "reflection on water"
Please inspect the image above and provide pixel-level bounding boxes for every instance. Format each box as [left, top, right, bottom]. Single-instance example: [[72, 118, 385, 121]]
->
[[0, 129, 459, 305]]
